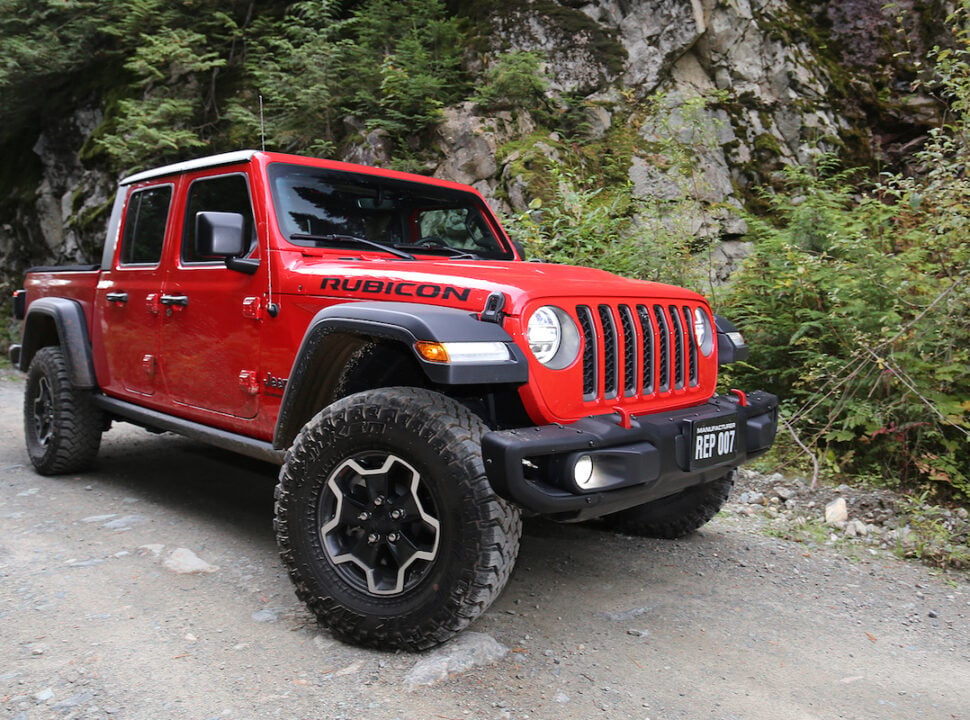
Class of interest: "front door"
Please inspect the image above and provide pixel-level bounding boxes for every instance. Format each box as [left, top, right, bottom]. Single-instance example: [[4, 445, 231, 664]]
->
[[157, 172, 263, 419]]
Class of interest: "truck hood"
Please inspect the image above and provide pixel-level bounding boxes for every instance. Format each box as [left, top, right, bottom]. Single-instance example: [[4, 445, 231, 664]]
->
[[280, 254, 707, 316]]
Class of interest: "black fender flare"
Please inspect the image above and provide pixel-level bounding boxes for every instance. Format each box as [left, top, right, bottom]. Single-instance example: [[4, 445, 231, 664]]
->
[[273, 301, 529, 450], [19, 297, 98, 389]]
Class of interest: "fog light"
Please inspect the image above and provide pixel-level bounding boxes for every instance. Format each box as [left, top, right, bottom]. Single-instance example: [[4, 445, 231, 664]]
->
[[573, 455, 594, 489]]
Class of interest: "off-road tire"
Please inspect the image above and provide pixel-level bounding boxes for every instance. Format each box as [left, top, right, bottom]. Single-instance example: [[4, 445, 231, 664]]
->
[[24, 346, 104, 475], [275, 387, 522, 651], [602, 472, 735, 539]]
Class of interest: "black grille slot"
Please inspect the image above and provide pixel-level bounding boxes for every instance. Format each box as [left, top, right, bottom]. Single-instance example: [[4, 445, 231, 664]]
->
[[619, 305, 638, 396], [598, 305, 618, 398], [574, 302, 701, 404], [682, 306, 699, 386], [668, 305, 685, 390], [653, 305, 670, 392], [636, 305, 654, 395], [577, 306, 597, 399]]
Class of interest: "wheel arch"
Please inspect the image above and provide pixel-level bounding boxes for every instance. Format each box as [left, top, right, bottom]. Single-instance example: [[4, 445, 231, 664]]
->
[[18, 298, 97, 389], [273, 302, 529, 451]]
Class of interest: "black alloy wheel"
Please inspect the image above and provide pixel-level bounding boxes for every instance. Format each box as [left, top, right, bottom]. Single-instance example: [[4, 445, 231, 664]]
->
[[275, 387, 521, 650]]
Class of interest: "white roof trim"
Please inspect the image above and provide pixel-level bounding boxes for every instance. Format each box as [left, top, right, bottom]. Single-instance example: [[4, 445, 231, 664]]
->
[[120, 150, 259, 185]]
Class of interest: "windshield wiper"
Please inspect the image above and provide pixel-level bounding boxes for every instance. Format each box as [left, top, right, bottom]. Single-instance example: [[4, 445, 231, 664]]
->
[[290, 233, 415, 260], [436, 247, 482, 260], [395, 243, 481, 260]]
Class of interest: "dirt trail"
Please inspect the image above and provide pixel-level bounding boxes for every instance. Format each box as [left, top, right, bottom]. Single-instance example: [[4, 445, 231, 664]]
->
[[1, 370, 967, 720]]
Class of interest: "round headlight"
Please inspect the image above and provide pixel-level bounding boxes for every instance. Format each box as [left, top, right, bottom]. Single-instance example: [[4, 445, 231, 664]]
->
[[693, 307, 714, 356], [526, 305, 581, 369], [527, 306, 561, 364]]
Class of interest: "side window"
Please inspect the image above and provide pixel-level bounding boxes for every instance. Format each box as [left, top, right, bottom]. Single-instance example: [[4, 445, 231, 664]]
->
[[119, 185, 172, 266], [182, 174, 256, 264]]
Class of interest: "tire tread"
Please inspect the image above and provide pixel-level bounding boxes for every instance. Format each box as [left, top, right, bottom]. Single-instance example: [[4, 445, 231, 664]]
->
[[605, 473, 735, 539], [24, 346, 103, 475], [275, 387, 521, 651]]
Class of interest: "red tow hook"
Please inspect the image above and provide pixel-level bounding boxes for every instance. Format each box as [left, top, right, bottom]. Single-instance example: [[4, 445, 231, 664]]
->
[[612, 406, 635, 429], [729, 389, 748, 407]]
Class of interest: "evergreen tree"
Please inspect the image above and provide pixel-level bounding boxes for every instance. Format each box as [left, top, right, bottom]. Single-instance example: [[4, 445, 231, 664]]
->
[[226, 1, 351, 156], [94, 1, 257, 171]]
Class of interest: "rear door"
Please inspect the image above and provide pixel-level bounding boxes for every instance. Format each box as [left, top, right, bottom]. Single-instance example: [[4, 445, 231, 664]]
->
[[156, 170, 264, 419], [96, 183, 174, 397]]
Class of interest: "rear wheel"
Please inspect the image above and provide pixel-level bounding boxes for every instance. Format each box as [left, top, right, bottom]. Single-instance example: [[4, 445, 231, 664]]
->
[[24, 346, 104, 475], [601, 473, 735, 539], [275, 387, 521, 650]]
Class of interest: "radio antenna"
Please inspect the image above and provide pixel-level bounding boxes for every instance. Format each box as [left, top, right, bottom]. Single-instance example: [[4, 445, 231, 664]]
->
[[259, 95, 266, 152]]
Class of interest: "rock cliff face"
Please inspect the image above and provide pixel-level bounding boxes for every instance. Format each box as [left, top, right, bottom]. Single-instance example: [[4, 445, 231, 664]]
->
[[1, 108, 112, 282], [0, 0, 950, 304], [433, 0, 944, 207], [427, 0, 946, 280]]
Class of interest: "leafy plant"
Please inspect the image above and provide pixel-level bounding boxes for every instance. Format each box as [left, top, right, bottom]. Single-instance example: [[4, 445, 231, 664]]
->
[[96, 26, 230, 167], [342, 0, 465, 142], [892, 493, 970, 569], [508, 164, 637, 271], [472, 50, 549, 112], [723, 144, 969, 500], [720, 1, 970, 503]]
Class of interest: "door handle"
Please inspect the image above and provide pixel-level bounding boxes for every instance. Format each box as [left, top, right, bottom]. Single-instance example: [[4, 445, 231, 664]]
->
[[105, 292, 129, 304], [159, 294, 189, 307]]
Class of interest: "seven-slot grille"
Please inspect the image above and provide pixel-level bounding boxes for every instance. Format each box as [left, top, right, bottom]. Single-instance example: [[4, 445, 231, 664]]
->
[[576, 303, 701, 402]]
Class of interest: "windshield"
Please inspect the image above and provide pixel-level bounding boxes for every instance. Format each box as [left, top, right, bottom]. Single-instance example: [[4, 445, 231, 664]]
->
[[268, 163, 512, 260]]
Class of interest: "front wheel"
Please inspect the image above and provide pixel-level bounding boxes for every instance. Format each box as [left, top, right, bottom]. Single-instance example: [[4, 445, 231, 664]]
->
[[275, 387, 522, 650], [24, 346, 104, 475], [600, 473, 735, 539]]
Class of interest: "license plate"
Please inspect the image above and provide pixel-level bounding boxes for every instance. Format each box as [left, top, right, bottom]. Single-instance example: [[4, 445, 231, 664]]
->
[[689, 415, 739, 469]]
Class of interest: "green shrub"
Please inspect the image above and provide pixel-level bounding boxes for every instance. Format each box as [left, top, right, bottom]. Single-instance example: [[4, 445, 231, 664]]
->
[[723, 150, 969, 500], [722, 1, 970, 502], [472, 50, 549, 112]]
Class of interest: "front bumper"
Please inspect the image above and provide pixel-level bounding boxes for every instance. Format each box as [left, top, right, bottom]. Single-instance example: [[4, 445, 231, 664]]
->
[[482, 391, 778, 522]]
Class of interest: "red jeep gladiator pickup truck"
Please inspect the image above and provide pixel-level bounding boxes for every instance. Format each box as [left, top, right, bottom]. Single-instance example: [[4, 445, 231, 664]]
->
[[10, 150, 777, 650]]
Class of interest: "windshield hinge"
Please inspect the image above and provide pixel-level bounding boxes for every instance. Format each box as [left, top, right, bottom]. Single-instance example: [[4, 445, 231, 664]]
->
[[480, 292, 506, 324]]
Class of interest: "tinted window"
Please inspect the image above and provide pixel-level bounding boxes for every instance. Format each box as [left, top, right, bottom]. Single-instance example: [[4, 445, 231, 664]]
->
[[268, 163, 512, 260], [182, 174, 255, 263], [416, 207, 497, 252], [120, 185, 172, 265]]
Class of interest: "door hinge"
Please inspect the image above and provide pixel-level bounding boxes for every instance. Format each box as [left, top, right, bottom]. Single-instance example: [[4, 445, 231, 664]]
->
[[242, 296, 262, 319], [238, 369, 260, 395]]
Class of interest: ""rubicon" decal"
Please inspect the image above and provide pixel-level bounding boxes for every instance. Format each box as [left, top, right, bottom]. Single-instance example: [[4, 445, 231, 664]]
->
[[320, 277, 471, 302]]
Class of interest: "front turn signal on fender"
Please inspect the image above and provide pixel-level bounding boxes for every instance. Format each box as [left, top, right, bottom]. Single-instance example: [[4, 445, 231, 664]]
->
[[414, 341, 512, 364]]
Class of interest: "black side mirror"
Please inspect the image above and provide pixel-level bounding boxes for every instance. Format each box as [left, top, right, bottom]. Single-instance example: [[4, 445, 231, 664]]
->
[[196, 211, 246, 257]]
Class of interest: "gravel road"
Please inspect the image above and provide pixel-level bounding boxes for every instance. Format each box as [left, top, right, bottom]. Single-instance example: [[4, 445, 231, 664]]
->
[[1, 369, 968, 720]]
